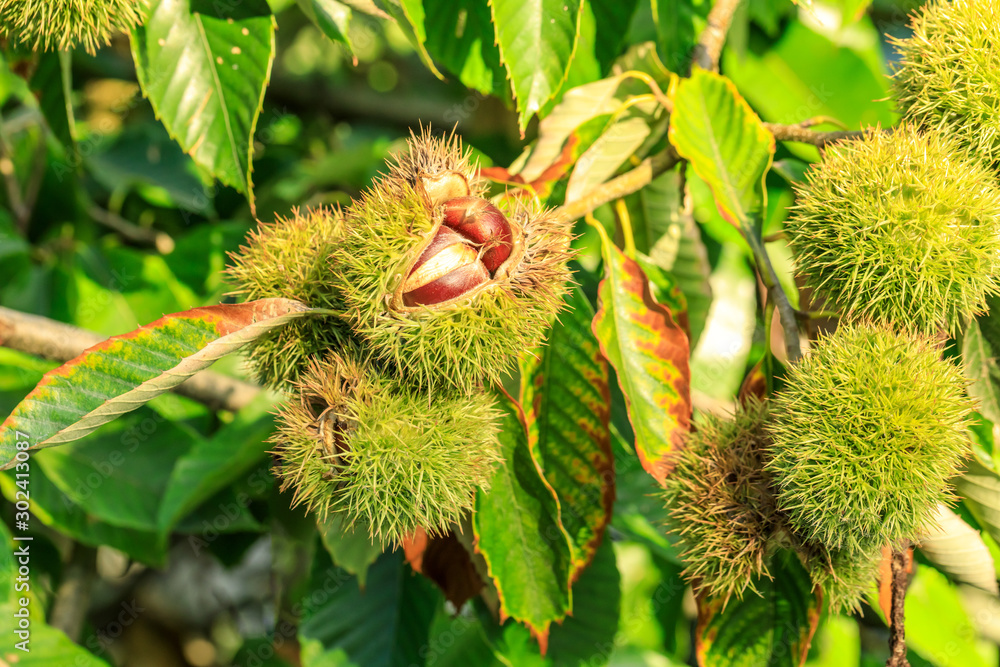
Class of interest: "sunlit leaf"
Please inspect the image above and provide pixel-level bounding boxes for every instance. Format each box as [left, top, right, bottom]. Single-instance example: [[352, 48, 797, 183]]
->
[[473, 395, 573, 652], [297, 0, 354, 57], [491, 0, 585, 132], [918, 504, 998, 595], [591, 222, 691, 486], [668, 67, 774, 235], [520, 287, 614, 581], [0, 298, 316, 466]]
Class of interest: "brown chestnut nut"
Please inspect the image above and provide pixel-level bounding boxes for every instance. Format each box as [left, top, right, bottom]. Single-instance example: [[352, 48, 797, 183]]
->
[[403, 261, 490, 307], [442, 197, 513, 273]]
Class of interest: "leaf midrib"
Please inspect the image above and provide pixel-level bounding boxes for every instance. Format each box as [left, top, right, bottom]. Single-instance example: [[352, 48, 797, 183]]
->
[[192, 12, 246, 189]]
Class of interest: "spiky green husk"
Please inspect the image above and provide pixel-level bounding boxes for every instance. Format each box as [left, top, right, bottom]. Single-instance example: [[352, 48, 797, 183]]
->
[[786, 125, 1000, 334], [0, 0, 145, 54], [662, 398, 783, 603], [767, 323, 974, 555], [804, 546, 882, 614], [332, 139, 572, 392], [227, 207, 354, 388], [271, 354, 502, 543], [891, 0, 1000, 168]]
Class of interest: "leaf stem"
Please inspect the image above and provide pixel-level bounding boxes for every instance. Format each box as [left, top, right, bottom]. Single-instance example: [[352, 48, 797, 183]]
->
[[613, 199, 637, 259]]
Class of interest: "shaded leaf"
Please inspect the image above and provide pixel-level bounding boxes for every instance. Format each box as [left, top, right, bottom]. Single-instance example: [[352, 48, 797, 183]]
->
[[34, 406, 196, 533], [0, 523, 112, 666], [157, 391, 277, 535], [696, 551, 821, 667], [318, 514, 386, 587], [131, 0, 276, 212], [918, 504, 998, 595], [31, 51, 75, 149], [299, 550, 441, 667], [668, 67, 774, 235], [0, 298, 314, 466], [491, 0, 585, 132], [591, 222, 691, 487], [473, 395, 573, 652], [654, 0, 710, 73], [520, 287, 614, 582], [591, 0, 640, 73], [547, 538, 621, 666]]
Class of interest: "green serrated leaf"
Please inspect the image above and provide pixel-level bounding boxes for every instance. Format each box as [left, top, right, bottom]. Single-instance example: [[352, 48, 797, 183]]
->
[[420, 0, 506, 96], [668, 67, 774, 236], [696, 550, 821, 667], [591, 222, 691, 487], [473, 395, 573, 651], [0, 298, 315, 466], [31, 51, 76, 148], [297, 0, 354, 56], [520, 287, 613, 581], [491, 0, 585, 132], [131, 0, 276, 213]]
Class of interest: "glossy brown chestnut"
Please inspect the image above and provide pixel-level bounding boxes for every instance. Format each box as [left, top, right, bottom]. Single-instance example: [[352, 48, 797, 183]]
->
[[442, 197, 513, 272], [403, 261, 490, 307]]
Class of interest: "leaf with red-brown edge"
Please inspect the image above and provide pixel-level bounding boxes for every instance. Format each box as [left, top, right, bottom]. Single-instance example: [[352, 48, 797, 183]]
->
[[473, 393, 573, 654], [402, 527, 484, 609], [590, 222, 691, 486], [0, 298, 318, 468], [696, 550, 822, 667], [668, 68, 774, 237], [520, 286, 614, 583]]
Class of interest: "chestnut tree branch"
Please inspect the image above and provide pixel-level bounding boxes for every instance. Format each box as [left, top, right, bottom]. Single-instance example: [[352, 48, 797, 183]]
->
[[691, 0, 743, 71], [0, 306, 261, 412], [886, 549, 910, 667], [764, 123, 865, 147]]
